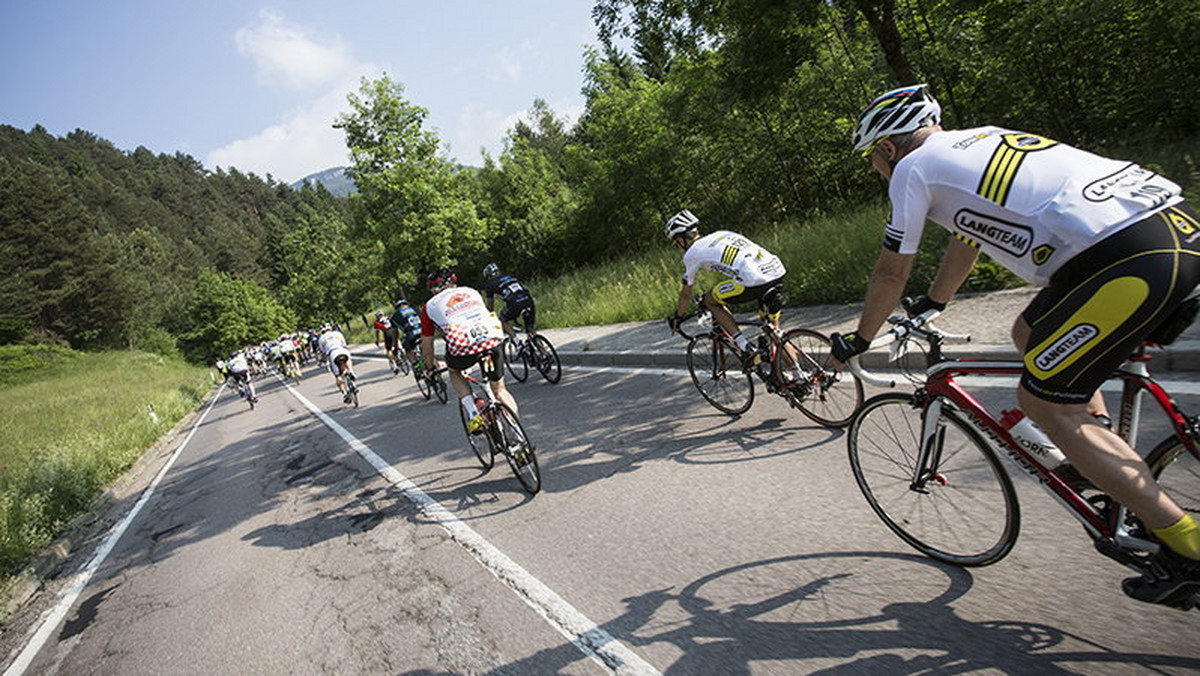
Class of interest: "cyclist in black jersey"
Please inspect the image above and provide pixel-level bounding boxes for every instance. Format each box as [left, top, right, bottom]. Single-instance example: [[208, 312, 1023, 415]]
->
[[830, 84, 1200, 607], [482, 263, 537, 341]]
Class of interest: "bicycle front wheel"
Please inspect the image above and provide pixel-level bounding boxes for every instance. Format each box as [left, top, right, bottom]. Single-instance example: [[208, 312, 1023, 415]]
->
[[777, 329, 863, 428], [495, 403, 540, 494], [460, 401, 495, 470], [687, 334, 753, 416], [505, 339, 529, 382], [416, 370, 432, 399], [848, 392, 1020, 566], [530, 335, 561, 384], [432, 371, 448, 404]]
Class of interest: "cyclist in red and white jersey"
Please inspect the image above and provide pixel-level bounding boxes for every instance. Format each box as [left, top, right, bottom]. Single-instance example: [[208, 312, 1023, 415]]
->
[[830, 84, 1200, 606], [664, 209, 788, 355], [373, 310, 402, 374], [419, 268, 517, 433]]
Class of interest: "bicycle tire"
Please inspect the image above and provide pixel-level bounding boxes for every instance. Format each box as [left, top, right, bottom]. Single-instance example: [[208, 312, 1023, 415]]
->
[[416, 369, 431, 399], [776, 328, 863, 428], [494, 403, 540, 494], [432, 371, 448, 404], [395, 351, 411, 376], [686, 333, 754, 415], [1145, 436, 1200, 524], [505, 338, 529, 382], [460, 400, 495, 470], [347, 375, 360, 408], [530, 335, 561, 384], [847, 392, 1020, 566]]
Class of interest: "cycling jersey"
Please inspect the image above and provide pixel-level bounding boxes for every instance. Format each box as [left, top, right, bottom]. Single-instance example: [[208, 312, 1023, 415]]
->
[[484, 274, 533, 307], [391, 306, 422, 338], [681, 231, 786, 287], [318, 330, 347, 355], [228, 354, 249, 373], [373, 317, 395, 333], [884, 126, 1183, 285], [420, 287, 505, 357]]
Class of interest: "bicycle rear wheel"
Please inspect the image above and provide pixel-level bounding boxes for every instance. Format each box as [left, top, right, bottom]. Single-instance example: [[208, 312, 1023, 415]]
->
[[505, 339, 529, 382], [347, 376, 360, 408], [395, 351, 411, 376], [686, 333, 754, 416], [776, 329, 863, 428], [431, 371, 448, 404], [848, 392, 1020, 566], [494, 403, 540, 494], [1146, 436, 1200, 522], [416, 369, 431, 399], [460, 400, 495, 470], [530, 335, 561, 384]]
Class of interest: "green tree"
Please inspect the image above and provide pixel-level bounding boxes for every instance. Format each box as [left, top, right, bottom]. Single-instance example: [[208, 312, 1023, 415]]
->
[[179, 270, 295, 361]]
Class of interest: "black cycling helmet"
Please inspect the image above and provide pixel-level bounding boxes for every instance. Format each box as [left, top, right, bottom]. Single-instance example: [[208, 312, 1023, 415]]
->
[[426, 267, 457, 291]]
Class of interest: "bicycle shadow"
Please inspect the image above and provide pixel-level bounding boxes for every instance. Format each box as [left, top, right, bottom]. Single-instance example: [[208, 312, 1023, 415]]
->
[[486, 551, 1200, 674]]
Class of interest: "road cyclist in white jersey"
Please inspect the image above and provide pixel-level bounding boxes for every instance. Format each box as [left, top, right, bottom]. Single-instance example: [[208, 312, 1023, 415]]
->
[[664, 209, 789, 357], [419, 268, 518, 433], [317, 323, 356, 403], [227, 351, 257, 404], [829, 83, 1200, 607]]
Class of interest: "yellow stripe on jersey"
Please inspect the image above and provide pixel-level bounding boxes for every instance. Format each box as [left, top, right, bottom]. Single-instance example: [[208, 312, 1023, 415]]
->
[[978, 133, 1058, 207], [721, 245, 740, 266], [1025, 276, 1148, 379]]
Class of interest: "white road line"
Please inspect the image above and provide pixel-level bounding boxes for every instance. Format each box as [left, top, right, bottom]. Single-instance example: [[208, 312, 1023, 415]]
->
[[4, 384, 227, 676], [278, 379, 661, 676]]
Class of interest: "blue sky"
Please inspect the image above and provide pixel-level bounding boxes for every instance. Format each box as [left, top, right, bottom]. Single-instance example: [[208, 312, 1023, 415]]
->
[[1, 1, 601, 182]]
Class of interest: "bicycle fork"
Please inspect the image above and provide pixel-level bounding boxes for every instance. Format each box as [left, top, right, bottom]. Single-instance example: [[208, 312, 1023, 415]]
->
[[912, 397, 950, 493]]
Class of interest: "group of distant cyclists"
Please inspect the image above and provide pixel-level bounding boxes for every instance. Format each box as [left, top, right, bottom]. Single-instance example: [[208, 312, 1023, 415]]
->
[[212, 83, 1199, 609]]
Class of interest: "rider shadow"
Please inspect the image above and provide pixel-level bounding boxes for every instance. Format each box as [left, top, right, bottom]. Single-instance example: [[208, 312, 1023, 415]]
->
[[485, 551, 1200, 674]]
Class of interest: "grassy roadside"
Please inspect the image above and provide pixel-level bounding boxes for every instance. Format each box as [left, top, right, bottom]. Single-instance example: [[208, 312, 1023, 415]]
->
[[528, 202, 1022, 328], [0, 346, 212, 589]]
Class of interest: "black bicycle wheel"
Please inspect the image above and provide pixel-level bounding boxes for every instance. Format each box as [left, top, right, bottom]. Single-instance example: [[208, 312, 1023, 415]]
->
[[416, 369, 431, 400], [847, 392, 1020, 566], [505, 338, 529, 382], [776, 329, 864, 428], [686, 333, 754, 415], [530, 335, 561, 384], [1146, 436, 1200, 525], [432, 371, 448, 404], [460, 399, 495, 470], [348, 378, 359, 408], [396, 352, 411, 376], [495, 403, 540, 494]]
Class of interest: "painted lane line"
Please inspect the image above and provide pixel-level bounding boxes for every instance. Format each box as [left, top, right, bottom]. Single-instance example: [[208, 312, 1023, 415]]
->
[[278, 378, 661, 676], [4, 384, 227, 676]]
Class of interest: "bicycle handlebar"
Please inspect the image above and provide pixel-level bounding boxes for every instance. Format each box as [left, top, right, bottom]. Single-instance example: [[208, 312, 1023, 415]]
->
[[847, 309, 972, 388]]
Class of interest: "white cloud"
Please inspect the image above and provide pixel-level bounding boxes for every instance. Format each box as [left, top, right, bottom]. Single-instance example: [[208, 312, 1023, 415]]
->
[[235, 9, 355, 91], [489, 42, 536, 84], [449, 98, 584, 166]]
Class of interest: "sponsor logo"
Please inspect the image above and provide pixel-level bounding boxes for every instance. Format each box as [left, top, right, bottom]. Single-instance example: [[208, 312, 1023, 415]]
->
[[1031, 244, 1055, 265], [1034, 323, 1099, 371], [953, 209, 1033, 257], [952, 131, 999, 151], [1083, 163, 1156, 202]]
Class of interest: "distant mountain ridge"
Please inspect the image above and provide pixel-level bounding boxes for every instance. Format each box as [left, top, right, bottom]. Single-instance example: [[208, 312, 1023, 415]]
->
[[292, 166, 356, 196]]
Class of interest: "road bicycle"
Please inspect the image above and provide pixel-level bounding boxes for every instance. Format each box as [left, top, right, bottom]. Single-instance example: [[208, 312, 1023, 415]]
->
[[459, 356, 541, 494], [388, 344, 412, 376], [503, 326, 561, 384], [846, 311, 1200, 609], [340, 370, 360, 408], [675, 306, 863, 427], [233, 374, 256, 410], [415, 363, 448, 404]]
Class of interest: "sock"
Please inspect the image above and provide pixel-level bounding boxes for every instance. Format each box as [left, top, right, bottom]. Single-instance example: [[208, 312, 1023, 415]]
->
[[732, 332, 749, 352], [1153, 514, 1200, 560], [461, 395, 479, 418]]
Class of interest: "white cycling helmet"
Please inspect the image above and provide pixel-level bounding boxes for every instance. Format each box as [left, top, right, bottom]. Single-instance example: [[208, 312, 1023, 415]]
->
[[852, 84, 942, 155], [665, 209, 700, 240]]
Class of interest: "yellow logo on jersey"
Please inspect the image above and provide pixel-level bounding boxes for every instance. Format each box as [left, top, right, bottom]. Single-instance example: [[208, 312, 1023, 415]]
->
[[978, 133, 1059, 207], [1032, 244, 1055, 265]]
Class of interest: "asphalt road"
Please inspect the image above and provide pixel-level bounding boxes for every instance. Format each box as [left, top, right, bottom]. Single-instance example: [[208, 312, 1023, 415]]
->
[[3, 353, 1199, 674]]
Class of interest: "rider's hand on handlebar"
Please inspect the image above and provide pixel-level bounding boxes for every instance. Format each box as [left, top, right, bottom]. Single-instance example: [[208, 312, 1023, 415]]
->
[[667, 314, 683, 333], [830, 331, 870, 365], [902, 295, 946, 318]]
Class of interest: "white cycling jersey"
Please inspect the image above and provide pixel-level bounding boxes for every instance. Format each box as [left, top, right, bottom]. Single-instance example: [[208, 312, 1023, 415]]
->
[[884, 126, 1183, 285], [421, 286, 504, 357], [681, 231, 786, 287], [228, 354, 248, 373], [318, 330, 347, 355]]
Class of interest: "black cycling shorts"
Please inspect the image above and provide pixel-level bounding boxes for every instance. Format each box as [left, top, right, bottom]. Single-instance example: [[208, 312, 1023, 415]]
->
[[1021, 202, 1200, 403], [382, 328, 399, 352], [712, 277, 786, 314], [444, 345, 505, 381], [401, 333, 420, 352], [499, 299, 536, 332]]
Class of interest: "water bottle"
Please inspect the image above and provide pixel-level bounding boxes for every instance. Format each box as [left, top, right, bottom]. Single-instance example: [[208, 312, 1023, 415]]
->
[[999, 409, 1067, 469]]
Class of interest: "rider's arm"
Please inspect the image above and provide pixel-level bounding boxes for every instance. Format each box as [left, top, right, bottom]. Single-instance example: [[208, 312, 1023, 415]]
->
[[675, 283, 693, 317], [926, 235, 980, 305], [420, 336, 436, 370], [855, 248, 915, 341]]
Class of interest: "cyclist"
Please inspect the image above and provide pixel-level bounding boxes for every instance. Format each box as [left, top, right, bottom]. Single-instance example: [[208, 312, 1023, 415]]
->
[[482, 263, 537, 343], [391, 299, 423, 373], [318, 323, 356, 403], [373, 309, 402, 374], [829, 83, 1200, 607], [215, 357, 229, 381], [419, 268, 518, 433], [664, 210, 789, 361], [278, 334, 300, 376], [227, 351, 257, 404]]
